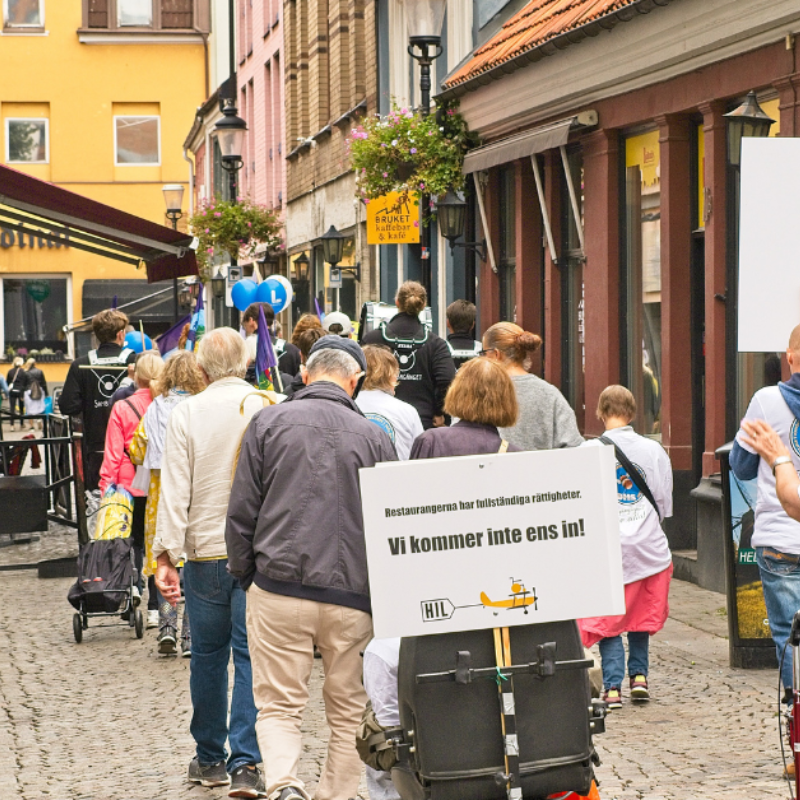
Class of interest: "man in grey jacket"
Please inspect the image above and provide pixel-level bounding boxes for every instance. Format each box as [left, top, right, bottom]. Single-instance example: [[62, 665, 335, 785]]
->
[[227, 336, 397, 800]]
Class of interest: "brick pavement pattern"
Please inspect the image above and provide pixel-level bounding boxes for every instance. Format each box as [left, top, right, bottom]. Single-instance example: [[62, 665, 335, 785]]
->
[[0, 546, 793, 799]]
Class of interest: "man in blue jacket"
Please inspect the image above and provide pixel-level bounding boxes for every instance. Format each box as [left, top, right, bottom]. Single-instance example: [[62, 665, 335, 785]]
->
[[226, 336, 397, 800], [731, 324, 800, 721]]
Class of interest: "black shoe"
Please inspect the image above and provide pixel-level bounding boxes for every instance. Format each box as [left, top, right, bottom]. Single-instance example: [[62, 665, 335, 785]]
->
[[158, 626, 177, 655], [187, 757, 230, 787], [229, 765, 267, 798], [277, 787, 305, 800]]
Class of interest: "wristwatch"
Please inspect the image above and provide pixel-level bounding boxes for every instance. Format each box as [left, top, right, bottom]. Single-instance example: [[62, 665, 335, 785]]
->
[[771, 456, 793, 475]]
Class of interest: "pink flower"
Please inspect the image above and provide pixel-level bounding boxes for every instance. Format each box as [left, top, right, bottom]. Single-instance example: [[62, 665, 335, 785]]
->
[[205, 228, 210, 233], [214, 212, 222, 217], [410, 148, 417, 154], [383, 172, 388, 177], [247, 221, 252, 227], [413, 220, 419, 228]]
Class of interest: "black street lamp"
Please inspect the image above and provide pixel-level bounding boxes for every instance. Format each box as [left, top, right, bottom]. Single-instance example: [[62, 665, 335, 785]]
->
[[211, 268, 226, 300], [724, 91, 775, 168], [215, 97, 247, 200], [162, 183, 185, 322], [406, 0, 446, 300], [214, 97, 247, 328], [293, 251, 311, 283], [321, 225, 360, 282], [437, 189, 487, 262]]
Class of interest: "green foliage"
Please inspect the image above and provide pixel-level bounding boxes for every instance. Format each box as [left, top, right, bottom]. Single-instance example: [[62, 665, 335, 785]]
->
[[188, 198, 283, 280], [347, 101, 478, 205]]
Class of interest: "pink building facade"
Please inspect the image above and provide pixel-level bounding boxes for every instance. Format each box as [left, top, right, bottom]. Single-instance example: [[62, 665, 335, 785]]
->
[[237, 0, 286, 226]]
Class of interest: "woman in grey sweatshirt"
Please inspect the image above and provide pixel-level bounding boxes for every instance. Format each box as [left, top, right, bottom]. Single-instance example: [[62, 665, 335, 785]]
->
[[483, 322, 584, 451]]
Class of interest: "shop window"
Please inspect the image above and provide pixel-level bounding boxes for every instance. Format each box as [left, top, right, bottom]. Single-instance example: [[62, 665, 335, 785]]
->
[[114, 116, 160, 165], [498, 166, 516, 322], [2, 277, 69, 357], [561, 149, 585, 430], [5, 118, 48, 163], [623, 130, 662, 436], [118, 0, 150, 25], [3, 0, 43, 28]]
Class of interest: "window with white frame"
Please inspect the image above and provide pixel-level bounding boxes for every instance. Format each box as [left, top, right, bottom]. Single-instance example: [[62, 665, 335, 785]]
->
[[3, 0, 44, 28], [117, 0, 151, 26], [114, 115, 160, 165], [5, 119, 48, 163], [2, 276, 70, 358]]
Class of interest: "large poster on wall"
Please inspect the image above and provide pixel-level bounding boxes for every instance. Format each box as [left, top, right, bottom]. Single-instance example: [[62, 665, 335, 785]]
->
[[738, 137, 800, 352], [360, 447, 624, 639]]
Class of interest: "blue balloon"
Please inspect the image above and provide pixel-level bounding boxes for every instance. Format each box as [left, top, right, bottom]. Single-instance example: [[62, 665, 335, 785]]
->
[[256, 278, 289, 314], [124, 331, 154, 353], [231, 279, 259, 312]]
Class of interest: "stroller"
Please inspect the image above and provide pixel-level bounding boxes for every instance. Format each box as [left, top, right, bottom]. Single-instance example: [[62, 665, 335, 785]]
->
[[68, 485, 144, 642]]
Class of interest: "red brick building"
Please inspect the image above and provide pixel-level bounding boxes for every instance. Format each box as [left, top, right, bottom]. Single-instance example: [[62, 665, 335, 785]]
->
[[439, 0, 800, 589]]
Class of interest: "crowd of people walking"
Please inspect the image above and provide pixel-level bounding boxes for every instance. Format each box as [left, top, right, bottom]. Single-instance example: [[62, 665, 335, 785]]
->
[[53, 281, 675, 799]]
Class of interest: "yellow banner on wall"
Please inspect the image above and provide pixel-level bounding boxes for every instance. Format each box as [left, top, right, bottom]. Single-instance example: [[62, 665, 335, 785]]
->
[[367, 191, 420, 245], [626, 130, 660, 189]]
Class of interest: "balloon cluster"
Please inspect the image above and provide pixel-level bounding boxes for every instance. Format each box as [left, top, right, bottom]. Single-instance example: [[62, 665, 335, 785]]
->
[[230, 276, 293, 314]]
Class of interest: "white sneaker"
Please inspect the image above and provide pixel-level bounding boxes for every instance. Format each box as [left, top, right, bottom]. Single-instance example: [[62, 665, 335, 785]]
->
[[147, 610, 159, 629]]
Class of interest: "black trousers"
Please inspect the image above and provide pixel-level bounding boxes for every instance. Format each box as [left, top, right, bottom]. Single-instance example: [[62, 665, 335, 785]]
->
[[8, 393, 24, 422]]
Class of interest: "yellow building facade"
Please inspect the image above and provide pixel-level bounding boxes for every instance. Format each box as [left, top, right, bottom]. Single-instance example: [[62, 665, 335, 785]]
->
[[0, 0, 208, 388]]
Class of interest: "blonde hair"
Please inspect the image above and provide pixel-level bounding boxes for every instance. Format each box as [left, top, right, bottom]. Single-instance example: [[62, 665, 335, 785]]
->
[[155, 350, 205, 397], [24, 358, 36, 369], [396, 281, 427, 316], [12, 357, 23, 368], [362, 345, 399, 391], [134, 352, 164, 388], [596, 385, 636, 422], [483, 322, 542, 370], [444, 358, 518, 428]]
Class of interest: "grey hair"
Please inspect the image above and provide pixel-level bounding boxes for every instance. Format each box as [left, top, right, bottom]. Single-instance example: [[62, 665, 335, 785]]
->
[[306, 348, 360, 381], [196, 327, 248, 382]]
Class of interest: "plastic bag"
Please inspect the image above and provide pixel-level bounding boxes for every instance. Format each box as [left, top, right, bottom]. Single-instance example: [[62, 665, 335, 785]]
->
[[93, 484, 134, 540]]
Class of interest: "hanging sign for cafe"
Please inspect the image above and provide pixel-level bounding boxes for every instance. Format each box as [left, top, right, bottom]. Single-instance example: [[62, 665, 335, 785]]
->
[[366, 190, 420, 245], [360, 446, 624, 639]]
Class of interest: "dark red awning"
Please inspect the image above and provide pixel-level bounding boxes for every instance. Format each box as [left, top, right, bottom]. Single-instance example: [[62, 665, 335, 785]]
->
[[0, 164, 197, 283]]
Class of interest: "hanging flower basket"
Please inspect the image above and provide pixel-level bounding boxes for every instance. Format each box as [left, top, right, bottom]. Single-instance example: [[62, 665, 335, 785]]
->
[[347, 101, 479, 212], [188, 198, 283, 282]]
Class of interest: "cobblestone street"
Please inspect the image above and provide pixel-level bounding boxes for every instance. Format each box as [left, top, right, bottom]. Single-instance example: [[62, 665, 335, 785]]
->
[[0, 530, 793, 800]]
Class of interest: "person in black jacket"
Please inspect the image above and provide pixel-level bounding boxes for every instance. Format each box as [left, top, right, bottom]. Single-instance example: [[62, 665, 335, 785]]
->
[[226, 336, 397, 800], [6, 357, 30, 430], [24, 358, 48, 397], [361, 281, 456, 429], [445, 299, 482, 369], [58, 309, 136, 491]]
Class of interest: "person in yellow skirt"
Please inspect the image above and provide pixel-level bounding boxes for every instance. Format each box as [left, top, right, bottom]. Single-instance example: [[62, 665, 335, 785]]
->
[[130, 350, 205, 655]]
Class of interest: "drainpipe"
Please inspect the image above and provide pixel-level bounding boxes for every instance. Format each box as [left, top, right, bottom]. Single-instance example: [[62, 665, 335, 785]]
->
[[183, 147, 195, 216]]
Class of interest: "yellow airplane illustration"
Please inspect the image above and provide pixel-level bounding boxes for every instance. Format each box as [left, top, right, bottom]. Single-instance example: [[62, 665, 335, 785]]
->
[[480, 579, 537, 615]]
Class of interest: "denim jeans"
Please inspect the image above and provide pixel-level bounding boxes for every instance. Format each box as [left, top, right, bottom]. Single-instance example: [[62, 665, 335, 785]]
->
[[598, 632, 650, 689], [183, 559, 260, 773], [756, 546, 800, 693]]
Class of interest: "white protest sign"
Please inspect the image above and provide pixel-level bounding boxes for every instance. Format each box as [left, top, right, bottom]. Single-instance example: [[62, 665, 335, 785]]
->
[[360, 446, 624, 639], [738, 137, 800, 352]]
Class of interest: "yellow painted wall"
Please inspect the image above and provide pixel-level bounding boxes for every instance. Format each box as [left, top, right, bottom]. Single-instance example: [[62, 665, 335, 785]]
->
[[0, 1, 205, 385]]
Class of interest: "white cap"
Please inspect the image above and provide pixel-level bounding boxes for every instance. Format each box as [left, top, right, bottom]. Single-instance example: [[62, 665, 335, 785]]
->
[[322, 312, 354, 336]]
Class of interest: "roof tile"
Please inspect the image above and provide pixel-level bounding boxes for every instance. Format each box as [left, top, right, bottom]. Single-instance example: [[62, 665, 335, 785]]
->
[[444, 0, 648, 90]]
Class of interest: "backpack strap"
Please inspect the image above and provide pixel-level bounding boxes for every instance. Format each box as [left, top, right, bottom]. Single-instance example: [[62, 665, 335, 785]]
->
[[598, 435, 662, 521], [123, 398, 142, 422]]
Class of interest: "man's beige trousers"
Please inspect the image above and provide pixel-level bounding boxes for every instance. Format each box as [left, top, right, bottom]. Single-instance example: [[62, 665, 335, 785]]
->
[[247, 586, 374, 800]]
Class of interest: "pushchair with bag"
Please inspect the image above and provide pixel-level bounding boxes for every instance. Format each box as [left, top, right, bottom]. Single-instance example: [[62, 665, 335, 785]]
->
[[67, 484, 143, 642]]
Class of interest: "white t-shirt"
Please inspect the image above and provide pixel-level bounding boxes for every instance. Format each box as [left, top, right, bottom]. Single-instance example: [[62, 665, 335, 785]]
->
[[735, 385, 800, 553], [583, 426, 673, 584], [245, 333, 258, 365], [356, 390, 424, 461]]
